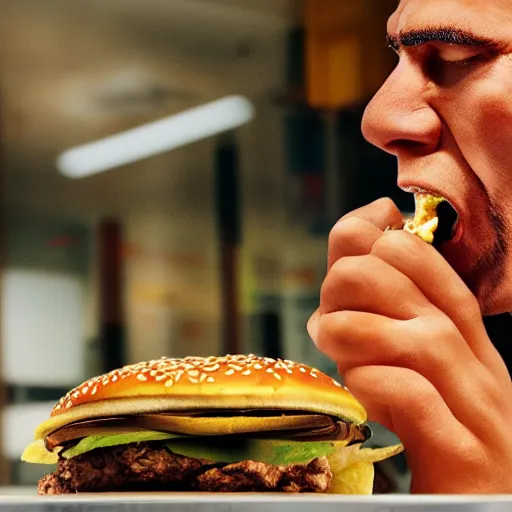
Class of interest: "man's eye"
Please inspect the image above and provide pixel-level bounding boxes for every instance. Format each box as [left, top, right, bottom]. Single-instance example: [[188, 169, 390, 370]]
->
[[436, 45, 483, 66], [425, 46, 489, 84]]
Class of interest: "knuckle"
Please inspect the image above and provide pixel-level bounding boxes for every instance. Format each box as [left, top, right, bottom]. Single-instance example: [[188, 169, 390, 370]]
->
[[327, 255, 371, 291], [408, 379, 441, 416], [453, 287, 481, 315], [372, 229, 414, 256], [482, 374, 506, 409], [321, 255, 382, 306], [418, 314, 457, 357], [332, 254, 373, 276], [373, 197, 400, 217], [329, 217, 366, 248], [394, 317, 451, 373], [430, 311, 460, 340]]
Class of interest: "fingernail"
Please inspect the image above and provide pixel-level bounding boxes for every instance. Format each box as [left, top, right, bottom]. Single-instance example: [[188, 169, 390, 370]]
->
[[307, 311, 320, 342]]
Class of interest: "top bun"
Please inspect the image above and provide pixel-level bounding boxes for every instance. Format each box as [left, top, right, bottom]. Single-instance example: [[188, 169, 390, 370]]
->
[[35, 355, 366, 439]]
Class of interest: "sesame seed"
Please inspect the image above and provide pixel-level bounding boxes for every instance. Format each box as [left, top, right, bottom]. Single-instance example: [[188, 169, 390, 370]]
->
[[51, 355, 333, 416]]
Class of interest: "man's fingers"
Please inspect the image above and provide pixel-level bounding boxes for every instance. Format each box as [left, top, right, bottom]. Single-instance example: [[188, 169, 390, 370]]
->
[[340, 197, 404, 231], [371, 230, 479, 325], [321, 255, 433, 320], [371, 230, 509, 379], [343, 365, 465, 446], [314, 310, 500, 441], [343, 365, 480, 492], [328, 217, 384, 270]]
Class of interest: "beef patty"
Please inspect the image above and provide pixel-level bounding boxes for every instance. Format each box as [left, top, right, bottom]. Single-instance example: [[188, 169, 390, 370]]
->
[[38, 442, 333, 495]]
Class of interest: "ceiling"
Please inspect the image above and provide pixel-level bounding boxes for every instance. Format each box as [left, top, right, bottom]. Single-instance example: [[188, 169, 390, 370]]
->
[[0, 0, 298, 221]]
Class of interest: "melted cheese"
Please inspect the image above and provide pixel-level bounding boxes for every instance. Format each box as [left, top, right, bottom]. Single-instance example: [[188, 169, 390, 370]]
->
[[403, 194, 445, 244]]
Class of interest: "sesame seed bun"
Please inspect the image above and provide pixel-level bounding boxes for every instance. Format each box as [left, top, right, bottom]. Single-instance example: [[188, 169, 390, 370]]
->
[[33, 355, 367, 440]]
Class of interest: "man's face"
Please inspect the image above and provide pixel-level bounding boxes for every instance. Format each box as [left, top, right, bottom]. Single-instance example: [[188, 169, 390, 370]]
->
[[362, 0, 512, 316]]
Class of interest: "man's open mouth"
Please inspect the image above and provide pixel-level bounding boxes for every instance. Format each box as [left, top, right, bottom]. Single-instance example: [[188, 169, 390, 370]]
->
[[400, 188, 460, 245], [435, 200, 459, 244]]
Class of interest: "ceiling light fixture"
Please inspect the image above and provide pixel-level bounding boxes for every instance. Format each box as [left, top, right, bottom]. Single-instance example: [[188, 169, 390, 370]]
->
[[57, 95, 254, 179]]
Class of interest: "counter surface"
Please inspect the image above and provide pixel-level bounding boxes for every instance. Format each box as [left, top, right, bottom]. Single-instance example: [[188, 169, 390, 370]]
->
[[0, 490, 511, 511]]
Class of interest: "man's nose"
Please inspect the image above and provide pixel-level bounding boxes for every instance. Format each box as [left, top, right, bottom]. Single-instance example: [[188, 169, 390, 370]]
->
[[361, 61, 442, 157]]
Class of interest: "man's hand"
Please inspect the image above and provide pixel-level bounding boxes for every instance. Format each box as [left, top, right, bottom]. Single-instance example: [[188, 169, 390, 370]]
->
[[308, 198, 512, 494]]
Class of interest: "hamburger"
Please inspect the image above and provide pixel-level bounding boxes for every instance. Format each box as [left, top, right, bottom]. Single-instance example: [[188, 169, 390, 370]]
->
[[392, 193, 458, 244], [22, 354, 402, 495]]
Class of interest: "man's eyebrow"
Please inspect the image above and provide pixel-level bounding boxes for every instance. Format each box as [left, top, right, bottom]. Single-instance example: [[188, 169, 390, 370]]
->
[[386, 28, 496, 50]]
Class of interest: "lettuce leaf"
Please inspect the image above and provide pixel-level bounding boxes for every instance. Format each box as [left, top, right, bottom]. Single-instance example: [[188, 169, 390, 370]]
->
[[164, 438, 350, 466], [62, 430, 181, 459]]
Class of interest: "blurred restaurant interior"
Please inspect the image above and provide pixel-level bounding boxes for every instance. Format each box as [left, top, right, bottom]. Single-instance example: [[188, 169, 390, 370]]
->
[[0, 0, 419, 490]]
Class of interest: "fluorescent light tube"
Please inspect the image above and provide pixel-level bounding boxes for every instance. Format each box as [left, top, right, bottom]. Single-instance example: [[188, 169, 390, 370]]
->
[[57, 95, 254, 179]]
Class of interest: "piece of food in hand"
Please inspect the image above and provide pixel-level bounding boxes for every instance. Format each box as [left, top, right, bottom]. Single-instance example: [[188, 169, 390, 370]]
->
[[22, 354, 403, 495]]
